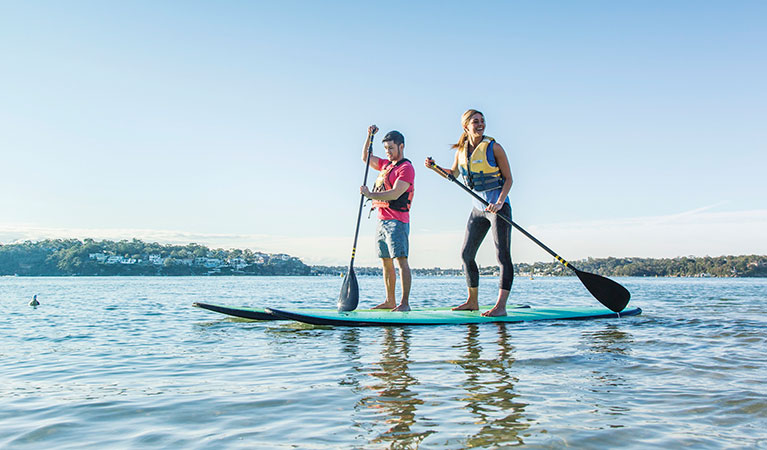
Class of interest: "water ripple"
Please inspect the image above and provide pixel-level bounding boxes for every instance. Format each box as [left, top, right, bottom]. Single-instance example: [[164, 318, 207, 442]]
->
[[1, 276, 766, 448]]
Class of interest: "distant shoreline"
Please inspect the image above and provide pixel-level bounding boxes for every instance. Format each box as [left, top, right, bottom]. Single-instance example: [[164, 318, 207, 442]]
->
[[2, 239, 766, 278], [0, 267, 767, 280]]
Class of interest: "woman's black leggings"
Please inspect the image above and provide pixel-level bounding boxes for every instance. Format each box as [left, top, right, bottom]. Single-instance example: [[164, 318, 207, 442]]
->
[[461, 203, 514, 291]]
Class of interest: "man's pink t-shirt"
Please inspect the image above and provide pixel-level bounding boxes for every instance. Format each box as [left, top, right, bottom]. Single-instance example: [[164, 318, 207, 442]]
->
[[375, 159, 415, 223]]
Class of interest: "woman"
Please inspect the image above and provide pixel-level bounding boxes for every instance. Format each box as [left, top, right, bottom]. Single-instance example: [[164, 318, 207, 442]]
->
[[425, 109, 514, 317]]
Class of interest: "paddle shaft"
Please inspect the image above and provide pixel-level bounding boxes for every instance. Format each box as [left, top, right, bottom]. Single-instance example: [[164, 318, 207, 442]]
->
[[348, 132, 376, 267], [430, 164, 576, 270]]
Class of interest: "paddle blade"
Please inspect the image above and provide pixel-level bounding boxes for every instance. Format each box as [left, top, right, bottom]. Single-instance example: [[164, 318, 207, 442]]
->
[[338, 268, 359, 311], [574, 269, 631, 312]]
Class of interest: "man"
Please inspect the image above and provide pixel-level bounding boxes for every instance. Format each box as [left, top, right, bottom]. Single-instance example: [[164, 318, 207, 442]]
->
[[360, 125, 415, 312]]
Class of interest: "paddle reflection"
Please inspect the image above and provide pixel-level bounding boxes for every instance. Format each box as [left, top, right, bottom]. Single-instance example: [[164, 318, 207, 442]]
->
[[454, 323, 529, 448], [356, 327, 432, 449], [339, 328, 362, 389], [580, 324, 634, 418], [583, 324, 633, 356]]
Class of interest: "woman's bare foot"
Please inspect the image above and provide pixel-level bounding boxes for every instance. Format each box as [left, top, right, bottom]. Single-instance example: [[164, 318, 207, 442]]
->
[[452, 300, 478, 311], [372, 301, 396, 309], [481, 306, 507, 317], [482, 289, 510, 317], [392, 304, 411, 312]]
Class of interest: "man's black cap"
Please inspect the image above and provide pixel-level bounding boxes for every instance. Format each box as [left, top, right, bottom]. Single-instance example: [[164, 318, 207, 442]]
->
[[382, 130, 405, 146]]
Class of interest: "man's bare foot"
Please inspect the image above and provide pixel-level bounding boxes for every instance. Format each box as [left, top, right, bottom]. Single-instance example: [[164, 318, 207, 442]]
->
[[372, 301, 396, 309], [452, 300, 478, 311], [481, 306, 507, 317], [392, 304, 411, 312]]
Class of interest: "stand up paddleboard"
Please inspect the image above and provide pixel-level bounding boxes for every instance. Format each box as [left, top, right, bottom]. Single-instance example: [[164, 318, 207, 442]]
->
[[193, 302, 532, 321], [264, 306, 642, 327]]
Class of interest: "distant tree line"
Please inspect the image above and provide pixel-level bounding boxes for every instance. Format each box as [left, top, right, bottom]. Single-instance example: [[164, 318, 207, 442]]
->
[[317, 256, 767, 278], [0, 239, 311, 276], [514, 255, 767, 278], [1, 239, 765, 277]]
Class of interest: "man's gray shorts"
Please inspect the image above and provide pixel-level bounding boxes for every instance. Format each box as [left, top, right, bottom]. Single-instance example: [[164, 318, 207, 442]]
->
[[376, 219, 409, 259]]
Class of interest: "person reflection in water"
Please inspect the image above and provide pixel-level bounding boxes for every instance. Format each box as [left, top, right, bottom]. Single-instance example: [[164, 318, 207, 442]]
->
[[358, 328, 431, 447], [457, 324, 530, 447]]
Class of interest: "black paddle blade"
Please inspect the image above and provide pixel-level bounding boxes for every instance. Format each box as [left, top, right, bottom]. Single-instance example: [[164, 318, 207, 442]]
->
[[574, 269, 631, 313], [338, 268, 359, 311]]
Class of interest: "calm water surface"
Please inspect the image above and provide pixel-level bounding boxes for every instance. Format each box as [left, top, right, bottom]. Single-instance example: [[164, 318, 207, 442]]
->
[[1, 276, 766, 448]]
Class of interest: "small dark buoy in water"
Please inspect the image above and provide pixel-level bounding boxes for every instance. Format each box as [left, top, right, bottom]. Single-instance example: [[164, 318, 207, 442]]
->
[[29, 295, 40, 307]]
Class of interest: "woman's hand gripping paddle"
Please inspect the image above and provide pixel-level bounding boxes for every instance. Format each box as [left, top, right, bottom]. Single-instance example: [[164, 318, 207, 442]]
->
[[426, 160, 631, 313]]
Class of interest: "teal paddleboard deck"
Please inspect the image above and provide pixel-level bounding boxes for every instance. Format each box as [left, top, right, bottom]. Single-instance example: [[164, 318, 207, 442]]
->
[[264, 306, 642, 327], [192, 302, 531, 321]]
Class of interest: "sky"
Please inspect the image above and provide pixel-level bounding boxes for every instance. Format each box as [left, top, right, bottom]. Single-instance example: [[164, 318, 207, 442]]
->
[[1, 1, 765, 268]]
